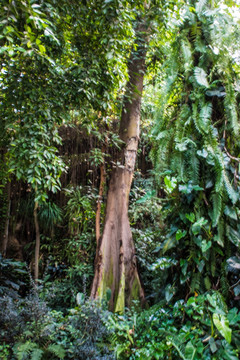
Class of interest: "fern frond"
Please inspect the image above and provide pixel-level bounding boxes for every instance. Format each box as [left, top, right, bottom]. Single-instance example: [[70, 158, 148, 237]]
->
[[190, 272, 201, 292], [195, 38, 207, 54], [167, 336, 185, 359], [192, 103, 202, 134], [188, 147, 200, 185], [224, 82, 239, 136], [155, 130, 169, 140], [226, 224, 240, 248], [175, 105, 191, 142], [223, 171, 238, 204], [170, 152, 186, 182], [214, 168, 224, 194], [192, 102, 212, 135], [212, 192, 222, 227], [31, 348, 43, 360], [14, 342, 38, 360], [212, 152, 224, 193], [190, 22, 202, 42], [181, 40, 193, 73], [195, 0, 207, 15], [194, 67, 209, 88], [199, 103, 212, 133], [47, 344, 65, 359], [215, 219, 224, 247]]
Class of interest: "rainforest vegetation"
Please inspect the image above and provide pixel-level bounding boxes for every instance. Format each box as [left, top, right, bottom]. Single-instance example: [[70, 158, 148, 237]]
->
[[0, 0, 240, 359]]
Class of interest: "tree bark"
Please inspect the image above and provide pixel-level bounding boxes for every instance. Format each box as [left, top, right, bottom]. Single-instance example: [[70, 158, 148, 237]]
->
[[95, 148, 106, 246], [34, 201, 40, 282], [91, 24, 148, 312]]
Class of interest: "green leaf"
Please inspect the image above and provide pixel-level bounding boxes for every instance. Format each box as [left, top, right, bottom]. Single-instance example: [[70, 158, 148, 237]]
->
[[194, 67, 209, 88], [165, 283, 176, 302], [212, 192, 222, 227], [176, 229, 187, 241], [209, 337, 218, 353], [224, 206, 238, 220], [185, 213, 195, 223], [227, 308, 240, 325], [199, 103, 212, 132], [195, 0, 207, 14], [76, 292, 85, 305], [47, 344, 65, 359], [213, 313, 232, 344], [152, 257, 178, 270], [192, 217, 208, 235], [207, 292, 228, 315], [184, 341, 196, 360], [201, 240, 212, 253], [204, 276, 211, 290], [223, 172, 238, 204], [197, 148, 208, 158], [31, 348, 44, 360], [164, 176, 177, 193], [226, 226, 240, 247], [162, 236, 176, 254]]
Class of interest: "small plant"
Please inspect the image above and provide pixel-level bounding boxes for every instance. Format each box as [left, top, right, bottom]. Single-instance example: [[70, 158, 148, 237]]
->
[[60, 298, 114, 360], [0, 274, 114, 360], [0, 343, 11, 360], [41, 263, 93, 312], [108, 291, 240, 360], [0, 254, 29, 297]]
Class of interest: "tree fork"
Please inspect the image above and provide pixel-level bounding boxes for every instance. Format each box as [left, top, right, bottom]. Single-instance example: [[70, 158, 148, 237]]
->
[[91, 21, 149, 312]]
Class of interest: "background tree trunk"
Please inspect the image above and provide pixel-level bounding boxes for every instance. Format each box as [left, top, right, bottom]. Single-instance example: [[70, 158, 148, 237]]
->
[[91, 25, 148, 312], [1, 182, 11, 257], [34, 201, 40, 282]]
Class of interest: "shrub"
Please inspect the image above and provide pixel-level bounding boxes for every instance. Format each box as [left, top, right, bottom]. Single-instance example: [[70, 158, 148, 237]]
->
[[108, 291, 240, 360], [0, 254, 29, 297], [0, 287, 114, 360]]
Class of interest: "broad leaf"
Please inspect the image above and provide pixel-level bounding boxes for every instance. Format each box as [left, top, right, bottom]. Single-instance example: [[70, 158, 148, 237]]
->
[[213, 313, 232, 344], [201, 240, 212, 253], [184, 341, 196, 360], [194, 67, 209, 88], [176, 229, 187, 241], [185, 213, 195, 223], [192, 217, 208, 235]]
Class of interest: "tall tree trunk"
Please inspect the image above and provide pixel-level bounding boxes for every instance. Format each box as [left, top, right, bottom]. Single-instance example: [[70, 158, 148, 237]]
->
[[34, 201, 40, 282], [91, 25, 148, 312], [95, 146, 106, 246], [1, 182, 11, 257]]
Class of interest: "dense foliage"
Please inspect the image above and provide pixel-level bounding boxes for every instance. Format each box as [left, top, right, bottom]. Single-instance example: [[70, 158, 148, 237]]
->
[[0, 0, 240, 359]]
